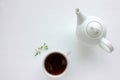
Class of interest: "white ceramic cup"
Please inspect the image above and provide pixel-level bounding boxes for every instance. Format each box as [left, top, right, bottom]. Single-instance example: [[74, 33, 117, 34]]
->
[[42, 51, 71, 78]]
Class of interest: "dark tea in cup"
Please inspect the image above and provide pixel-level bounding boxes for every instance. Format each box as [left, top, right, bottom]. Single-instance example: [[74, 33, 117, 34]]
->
[[44, 52, 67, 76]]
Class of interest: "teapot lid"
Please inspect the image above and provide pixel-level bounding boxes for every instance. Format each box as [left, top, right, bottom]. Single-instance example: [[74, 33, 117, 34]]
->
[[86, 21, 103, 38]]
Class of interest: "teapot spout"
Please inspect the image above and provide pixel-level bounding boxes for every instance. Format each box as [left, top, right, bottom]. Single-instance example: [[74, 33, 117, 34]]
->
[[76, 8, 86, 26]]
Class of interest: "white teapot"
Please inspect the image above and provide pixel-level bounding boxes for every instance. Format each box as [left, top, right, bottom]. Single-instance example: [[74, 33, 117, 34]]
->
[[76, 8, 114, 53]]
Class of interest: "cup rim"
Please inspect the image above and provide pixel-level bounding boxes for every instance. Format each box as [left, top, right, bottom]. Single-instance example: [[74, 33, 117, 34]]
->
[[42, 51, 68, 78]]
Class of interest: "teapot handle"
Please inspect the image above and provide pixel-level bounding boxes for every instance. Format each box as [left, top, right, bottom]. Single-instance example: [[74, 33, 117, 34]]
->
[[99, 38, 114, 53]]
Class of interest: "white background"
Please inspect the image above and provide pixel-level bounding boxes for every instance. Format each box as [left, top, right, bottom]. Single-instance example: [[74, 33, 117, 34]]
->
[[0, 0, 120, 80]]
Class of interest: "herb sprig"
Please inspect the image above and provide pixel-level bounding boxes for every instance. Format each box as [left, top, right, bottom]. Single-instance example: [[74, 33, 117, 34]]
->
[[35, 43, 48, 56]]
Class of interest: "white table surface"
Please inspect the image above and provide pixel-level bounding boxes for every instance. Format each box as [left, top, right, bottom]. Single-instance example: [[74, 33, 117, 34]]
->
[[0, 0, 120, 80]]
